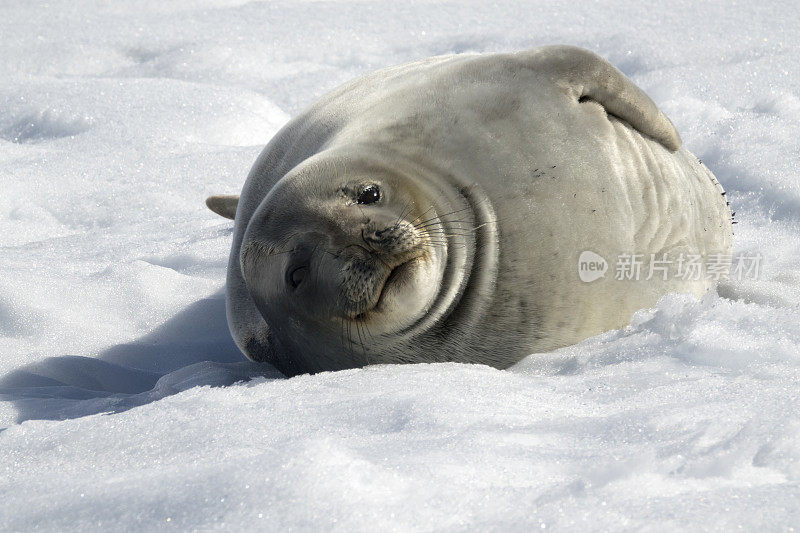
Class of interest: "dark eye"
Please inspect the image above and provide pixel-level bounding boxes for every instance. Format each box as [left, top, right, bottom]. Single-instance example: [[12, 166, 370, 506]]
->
[[288, 266, 308, 289], [357, 184, 381, 205]]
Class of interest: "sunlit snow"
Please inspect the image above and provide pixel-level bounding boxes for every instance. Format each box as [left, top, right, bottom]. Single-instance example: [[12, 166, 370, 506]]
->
[[1, 1, 799, 530]]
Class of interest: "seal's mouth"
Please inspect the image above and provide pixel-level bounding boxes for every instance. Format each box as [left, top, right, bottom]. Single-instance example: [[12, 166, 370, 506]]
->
[[351, 256, 420, 320], [377, 257, 418, 305]]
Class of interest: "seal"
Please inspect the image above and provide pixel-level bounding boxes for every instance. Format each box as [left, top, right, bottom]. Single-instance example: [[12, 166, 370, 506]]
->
[[207, 45, 732, 376]]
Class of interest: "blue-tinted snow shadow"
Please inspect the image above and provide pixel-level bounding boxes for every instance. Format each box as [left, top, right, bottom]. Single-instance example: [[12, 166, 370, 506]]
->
[[0, 290, 285, 425]]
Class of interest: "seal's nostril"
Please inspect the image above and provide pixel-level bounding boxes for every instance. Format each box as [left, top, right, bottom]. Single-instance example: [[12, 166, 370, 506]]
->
[[287, 265, 308, 289]]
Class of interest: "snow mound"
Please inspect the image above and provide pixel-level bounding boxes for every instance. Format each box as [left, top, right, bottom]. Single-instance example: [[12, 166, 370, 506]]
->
[[1, 109, 93, 144]]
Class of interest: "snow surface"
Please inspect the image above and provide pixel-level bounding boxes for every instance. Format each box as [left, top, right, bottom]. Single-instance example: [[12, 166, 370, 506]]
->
[[1, 0, 800, 530]]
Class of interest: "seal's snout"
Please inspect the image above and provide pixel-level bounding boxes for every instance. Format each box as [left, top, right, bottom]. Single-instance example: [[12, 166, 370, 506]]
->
[[339, 252, 389, 318], [361, 220, 421, 257]]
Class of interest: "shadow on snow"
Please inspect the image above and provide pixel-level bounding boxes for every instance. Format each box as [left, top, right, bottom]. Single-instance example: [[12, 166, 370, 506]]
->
[[0, 290, 284, 425]]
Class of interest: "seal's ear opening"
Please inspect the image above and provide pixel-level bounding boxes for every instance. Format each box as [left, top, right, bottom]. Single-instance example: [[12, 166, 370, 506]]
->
[[206, 194, 239, 220]]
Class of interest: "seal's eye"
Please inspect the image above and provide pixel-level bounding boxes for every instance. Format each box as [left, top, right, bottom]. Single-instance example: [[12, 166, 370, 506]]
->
[[357, 184, 381, 205], [288, 266, 308, 289]]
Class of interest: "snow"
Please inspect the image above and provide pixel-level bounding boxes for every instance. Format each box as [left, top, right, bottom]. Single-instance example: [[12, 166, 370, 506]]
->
[[1, 0, 799, 530]]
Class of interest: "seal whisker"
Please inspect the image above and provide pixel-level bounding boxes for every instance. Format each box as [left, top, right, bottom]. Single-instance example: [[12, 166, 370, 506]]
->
[[412, 205, 475, 227], [419, 227, 478, 236], [354, 319, 369, 365], [417, 227, 469, 240], [361, 318, 375, 343], [339, 315, 346, 355], [417, 241, 465, 250], [416, 234, 450, 244], [346, 317, 356, 360], [393, 199, 415, 229], [360, 322, 370, 365], [419, 220, 496, 235], [361, 319, 375, 365], [412, 217, 473, 231], [413, 213, 489, 228], [409, 204, 437, 226]]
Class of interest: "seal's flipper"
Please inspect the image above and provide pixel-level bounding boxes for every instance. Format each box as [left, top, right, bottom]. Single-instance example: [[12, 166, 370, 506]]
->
[[206, 194, 239, 220], [528, 45, 681, 152]]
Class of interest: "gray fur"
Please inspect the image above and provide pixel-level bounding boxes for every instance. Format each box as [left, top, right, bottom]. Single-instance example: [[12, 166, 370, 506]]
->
[[209, 45, 732, 375], [205, 194, 239, 220]]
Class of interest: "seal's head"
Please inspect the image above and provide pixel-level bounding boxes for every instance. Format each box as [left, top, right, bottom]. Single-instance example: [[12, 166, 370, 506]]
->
[[238, 152, 461, 374]]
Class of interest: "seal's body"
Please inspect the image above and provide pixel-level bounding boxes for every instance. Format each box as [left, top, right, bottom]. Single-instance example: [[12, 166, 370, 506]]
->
[[207, 46, 732, 375]]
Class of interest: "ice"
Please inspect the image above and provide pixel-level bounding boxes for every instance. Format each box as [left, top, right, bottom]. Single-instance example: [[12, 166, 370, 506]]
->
[[1, 0, 799, 530]]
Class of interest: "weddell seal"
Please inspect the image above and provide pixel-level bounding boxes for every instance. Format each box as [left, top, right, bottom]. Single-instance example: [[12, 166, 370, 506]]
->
[[206, 45, 732, 375]]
